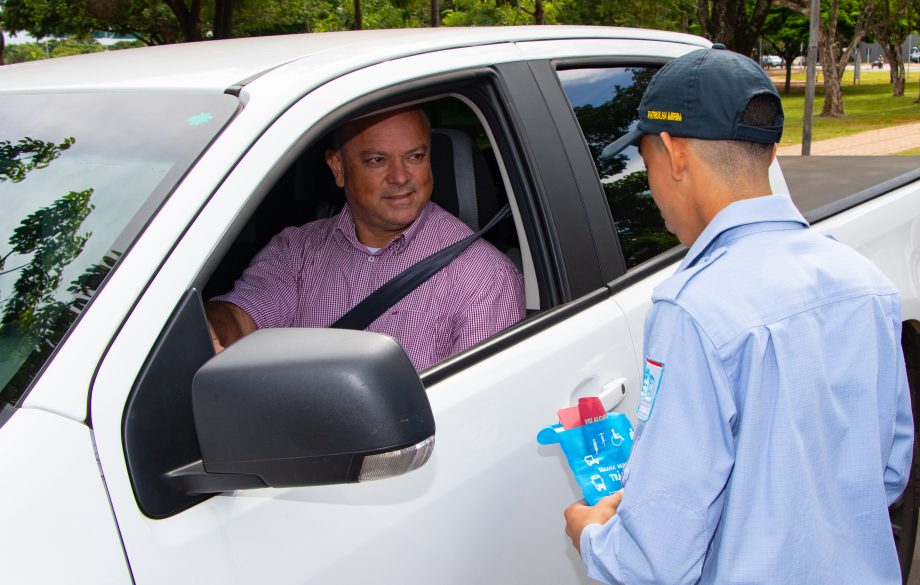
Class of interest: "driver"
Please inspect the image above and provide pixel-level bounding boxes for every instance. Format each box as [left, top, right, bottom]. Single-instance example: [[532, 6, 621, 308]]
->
[[205, 107, 526, 370]]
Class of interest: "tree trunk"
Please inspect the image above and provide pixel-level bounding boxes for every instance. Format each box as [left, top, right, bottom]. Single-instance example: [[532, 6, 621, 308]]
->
[[777, 0, 870, 117], [163, 0, 204, 42], [883, 37, 906, 96], [354, 0, 363, 30], [534, 0, 544, 24], [818, 24, 846, 117], [784, 61, 793, 94], [213, 0, 234, 39], [870, 0, 910, 98], [431, 0, 440, 26], [696, 0, 775, 56]]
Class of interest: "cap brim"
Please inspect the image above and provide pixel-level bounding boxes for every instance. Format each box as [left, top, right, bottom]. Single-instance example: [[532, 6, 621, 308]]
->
[[600, 127, 644, 160]]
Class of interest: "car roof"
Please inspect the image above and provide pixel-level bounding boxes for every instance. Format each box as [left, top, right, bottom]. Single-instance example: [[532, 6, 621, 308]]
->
[[0, 26, 708, 94]]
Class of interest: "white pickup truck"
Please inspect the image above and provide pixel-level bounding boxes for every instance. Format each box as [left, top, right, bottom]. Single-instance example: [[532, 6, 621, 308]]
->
[[2, 26, 919, 584]]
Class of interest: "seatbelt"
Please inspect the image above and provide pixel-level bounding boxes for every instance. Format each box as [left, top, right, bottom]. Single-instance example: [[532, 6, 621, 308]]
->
[[330, 204, 511, 331]]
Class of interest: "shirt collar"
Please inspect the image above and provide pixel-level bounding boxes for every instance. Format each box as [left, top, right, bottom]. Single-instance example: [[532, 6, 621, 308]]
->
[[679, 194, 809, 271], [333, 201, 434, 255]]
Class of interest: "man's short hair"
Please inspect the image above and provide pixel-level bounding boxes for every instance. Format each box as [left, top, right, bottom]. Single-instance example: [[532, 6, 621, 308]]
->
[[688, 95, 780, 182], [331, 107, 431, 152]]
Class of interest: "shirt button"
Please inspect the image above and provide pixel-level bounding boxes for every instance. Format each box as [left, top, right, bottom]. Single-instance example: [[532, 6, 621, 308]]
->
[[368, 256, 376, 263]]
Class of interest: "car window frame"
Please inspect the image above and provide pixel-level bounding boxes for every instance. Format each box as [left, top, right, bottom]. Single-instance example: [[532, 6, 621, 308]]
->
[[533, 56, 687, 283]]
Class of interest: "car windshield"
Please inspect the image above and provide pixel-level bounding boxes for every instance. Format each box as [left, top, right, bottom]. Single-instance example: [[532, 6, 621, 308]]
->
[[0, 91, 239, 409]]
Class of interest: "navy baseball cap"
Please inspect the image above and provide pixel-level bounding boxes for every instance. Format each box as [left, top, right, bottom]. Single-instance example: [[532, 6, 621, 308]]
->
[[601, 46, 784, 159]]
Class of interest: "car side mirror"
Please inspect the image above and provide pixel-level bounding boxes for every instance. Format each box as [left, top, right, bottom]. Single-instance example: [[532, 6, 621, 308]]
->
[[166, 328, 435, 494]]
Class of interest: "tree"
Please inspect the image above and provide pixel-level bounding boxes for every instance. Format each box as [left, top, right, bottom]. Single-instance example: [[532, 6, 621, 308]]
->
[[431, 0, 439, 26], [697, 0, 776, 56], [0, 0, 243, 45], [0, 137, 76, 183], [0, 136, 95, 401], [868, 0, 913, 95], [212, 0, 233, 38], [555, 0, 694, 31], [160, 0, 202, 41], [763, 6, 812, 93], [779, 0, 873, 116], [2, 0, 174, 44]]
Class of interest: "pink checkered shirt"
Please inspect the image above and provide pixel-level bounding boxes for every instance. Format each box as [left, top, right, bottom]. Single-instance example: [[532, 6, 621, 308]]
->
[[215, 202, 526, 370]]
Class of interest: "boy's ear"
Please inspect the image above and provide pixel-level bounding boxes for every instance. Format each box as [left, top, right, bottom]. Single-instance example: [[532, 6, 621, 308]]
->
[[658, 132, 687, 181]]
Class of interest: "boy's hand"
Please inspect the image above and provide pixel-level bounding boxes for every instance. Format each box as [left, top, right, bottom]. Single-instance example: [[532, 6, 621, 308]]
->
[[564, 490, 623, 553]]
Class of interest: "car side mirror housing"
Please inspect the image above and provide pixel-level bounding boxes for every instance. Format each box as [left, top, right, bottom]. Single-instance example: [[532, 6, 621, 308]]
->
[[166, 328, 434, 494]]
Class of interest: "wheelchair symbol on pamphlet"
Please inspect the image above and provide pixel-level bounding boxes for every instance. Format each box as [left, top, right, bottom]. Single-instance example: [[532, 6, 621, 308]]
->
[[610, 429, 624, 447]]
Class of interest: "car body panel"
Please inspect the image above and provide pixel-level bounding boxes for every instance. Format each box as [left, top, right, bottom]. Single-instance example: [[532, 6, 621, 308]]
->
[[0, 408, 132, 583], [0, 26, 708, 94]]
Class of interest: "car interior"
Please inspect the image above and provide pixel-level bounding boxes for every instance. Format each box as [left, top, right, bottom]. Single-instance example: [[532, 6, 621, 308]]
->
[[202, 95, 538, 317]]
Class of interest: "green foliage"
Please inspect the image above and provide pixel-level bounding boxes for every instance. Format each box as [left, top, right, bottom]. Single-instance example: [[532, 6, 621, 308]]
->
[[108, 39, 146, 49], [1, 38, 109, 62], [571, 67, 656, 178], [0, 188, 95, 401], [443, 0, 557, 26], [1, 0, 184, 45], [234, 0, 346, 35], [556, 0, 693, 30], [3, 43, 48, 64], [1, 0, 95, 39], [604, 172, 679, 267], [0, 137, 75, 183], [762, 6, 809, 55], [0, 135, 113, 404], [50, 36, 106, 56]]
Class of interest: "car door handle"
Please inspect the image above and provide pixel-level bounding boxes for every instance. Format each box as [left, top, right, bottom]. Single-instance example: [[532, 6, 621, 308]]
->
[[571, 377, 628, 412]]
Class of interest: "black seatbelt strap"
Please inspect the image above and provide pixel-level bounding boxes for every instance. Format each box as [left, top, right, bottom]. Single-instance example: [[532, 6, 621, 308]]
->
[[330, 203, 511, 331]]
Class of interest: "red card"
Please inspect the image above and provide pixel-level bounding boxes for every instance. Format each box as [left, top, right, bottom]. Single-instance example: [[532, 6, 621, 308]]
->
[[578, 396, 606, 425], [556, 405, 583, 430]]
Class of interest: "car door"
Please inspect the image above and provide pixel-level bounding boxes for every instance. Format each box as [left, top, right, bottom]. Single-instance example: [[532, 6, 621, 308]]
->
[[88, 38, 693, 585]]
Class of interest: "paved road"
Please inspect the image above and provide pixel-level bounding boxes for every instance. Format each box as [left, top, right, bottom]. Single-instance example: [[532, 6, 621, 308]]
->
[[778, 122, 920, 156], [779, 155, 920, 217]]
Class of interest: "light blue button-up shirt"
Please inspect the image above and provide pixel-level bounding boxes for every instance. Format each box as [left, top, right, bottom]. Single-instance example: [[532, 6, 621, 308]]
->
[[581, 194, 913, 584]]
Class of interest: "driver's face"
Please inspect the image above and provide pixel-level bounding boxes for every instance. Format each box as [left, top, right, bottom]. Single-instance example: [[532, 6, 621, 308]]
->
[[326, 110, 433, 248]]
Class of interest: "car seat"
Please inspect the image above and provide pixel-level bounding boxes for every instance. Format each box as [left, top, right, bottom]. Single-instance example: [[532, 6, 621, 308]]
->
[[429, 128, 519, 268]]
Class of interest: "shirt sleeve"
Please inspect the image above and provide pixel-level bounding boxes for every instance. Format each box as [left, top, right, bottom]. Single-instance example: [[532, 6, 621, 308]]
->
[[885, 309, 914, 505], [448, 251, 525, 356], [580, 301, 736, 585], [211, 229, 301, 329]]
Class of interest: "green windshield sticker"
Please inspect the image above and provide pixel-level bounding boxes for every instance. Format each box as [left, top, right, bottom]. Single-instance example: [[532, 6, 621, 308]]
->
[[187, 112, 214, 126]]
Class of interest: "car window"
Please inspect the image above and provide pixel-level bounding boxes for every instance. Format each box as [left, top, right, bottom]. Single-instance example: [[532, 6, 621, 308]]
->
[[0, 92, 238, 408], [557, 66, 679, 269], [202, 95, 533, 371]]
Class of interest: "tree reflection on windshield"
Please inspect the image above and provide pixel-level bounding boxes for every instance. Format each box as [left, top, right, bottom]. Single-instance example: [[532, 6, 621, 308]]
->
[[559, 66, 679, 269], [0, 136, 103, 404]]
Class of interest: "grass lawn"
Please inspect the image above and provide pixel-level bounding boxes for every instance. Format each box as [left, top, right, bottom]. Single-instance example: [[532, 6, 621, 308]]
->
[[773, 68, 920, 147]]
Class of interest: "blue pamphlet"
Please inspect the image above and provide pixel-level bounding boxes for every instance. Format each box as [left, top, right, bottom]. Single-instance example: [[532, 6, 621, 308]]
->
[[537, 413, 635, 505]]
